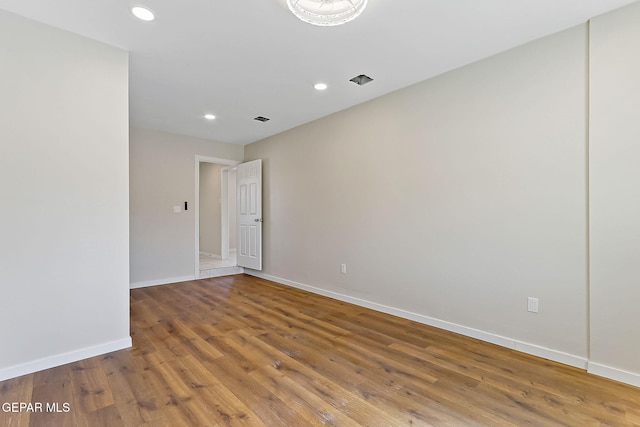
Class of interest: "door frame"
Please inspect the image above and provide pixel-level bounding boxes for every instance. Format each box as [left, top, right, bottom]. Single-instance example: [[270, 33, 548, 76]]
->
[[194, 155, 239, 277], [220, 166, 235, 261]]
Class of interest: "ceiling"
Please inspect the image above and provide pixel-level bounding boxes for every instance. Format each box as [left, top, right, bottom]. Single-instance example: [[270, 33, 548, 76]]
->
[[0, 0, 636, 145]]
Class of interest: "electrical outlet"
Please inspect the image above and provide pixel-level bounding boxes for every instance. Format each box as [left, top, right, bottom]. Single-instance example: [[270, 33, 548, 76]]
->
[[340, 264, 347, 274], [527, 297, 539, 313], [173, 205, 181, 214]]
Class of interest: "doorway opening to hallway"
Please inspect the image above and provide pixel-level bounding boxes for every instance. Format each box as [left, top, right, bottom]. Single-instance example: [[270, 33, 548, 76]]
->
[[195, 156, 241, 278]]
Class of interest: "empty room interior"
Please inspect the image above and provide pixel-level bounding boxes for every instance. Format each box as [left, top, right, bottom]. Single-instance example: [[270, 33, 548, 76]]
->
[[3, 0, 640, 425]]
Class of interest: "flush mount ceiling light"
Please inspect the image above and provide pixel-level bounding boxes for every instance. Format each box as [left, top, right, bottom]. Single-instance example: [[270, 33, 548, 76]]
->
[[131, 6, 155, 21], [287, 0, 368, 27], [204, 114, 216, 120], [314, 82, 328, 91]]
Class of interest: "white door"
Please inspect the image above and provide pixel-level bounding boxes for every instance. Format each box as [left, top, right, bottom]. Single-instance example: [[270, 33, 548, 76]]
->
[[237, 159, 262, 270]]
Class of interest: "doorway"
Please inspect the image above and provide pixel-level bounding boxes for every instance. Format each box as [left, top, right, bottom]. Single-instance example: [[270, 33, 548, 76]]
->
[[194, 156, 241, 278]]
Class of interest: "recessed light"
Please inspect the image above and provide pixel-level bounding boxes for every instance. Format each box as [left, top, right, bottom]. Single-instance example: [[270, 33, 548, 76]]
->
[[204, 114, 216, 120], [131, 6, 155, 21], [314, 83, 328, 91]]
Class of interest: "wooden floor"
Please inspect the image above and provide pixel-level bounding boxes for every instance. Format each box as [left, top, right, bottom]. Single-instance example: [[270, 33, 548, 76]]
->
[[2, 275, 640, 426]]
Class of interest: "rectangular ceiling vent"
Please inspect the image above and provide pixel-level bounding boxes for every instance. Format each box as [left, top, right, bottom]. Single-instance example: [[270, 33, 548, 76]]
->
[[254, 116, 270, 122], [350, 74, 374, 86]]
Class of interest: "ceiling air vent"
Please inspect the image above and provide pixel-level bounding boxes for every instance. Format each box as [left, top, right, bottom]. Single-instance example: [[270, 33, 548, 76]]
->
[[254, 116, 270, 122], [350, 74, 373, 86]]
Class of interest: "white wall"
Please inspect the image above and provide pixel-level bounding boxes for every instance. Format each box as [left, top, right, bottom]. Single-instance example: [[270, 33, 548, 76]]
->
[[130, 127, 243, 287], [199, 162, 223, 256], [0, 10, 130, 380], [246, 25, 590, 365], [589, 1, 640, 385]]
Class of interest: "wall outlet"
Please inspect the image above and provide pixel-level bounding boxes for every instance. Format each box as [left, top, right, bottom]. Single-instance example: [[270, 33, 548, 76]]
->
[[527, 297, 539, 313], [173, 205, 182, 214], [340, 264, 347, 274]]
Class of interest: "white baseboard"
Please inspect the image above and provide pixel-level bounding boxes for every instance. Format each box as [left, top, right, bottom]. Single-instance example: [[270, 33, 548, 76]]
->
[[515, 341, 587, 369], [588, 362, 640, 388], [244, 270, 589, 371], [130, 275, 196, 289], [199, 266, 244, 279], [199, 251, 221, 259], [0, 337, 132, 382]]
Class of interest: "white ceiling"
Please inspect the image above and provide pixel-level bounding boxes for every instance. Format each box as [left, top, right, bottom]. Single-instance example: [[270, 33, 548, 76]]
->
[[0, 0, 636, 145]]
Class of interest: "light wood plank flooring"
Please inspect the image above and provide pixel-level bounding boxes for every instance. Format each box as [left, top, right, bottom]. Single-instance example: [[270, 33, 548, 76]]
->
[[2, 274, 640, 426]]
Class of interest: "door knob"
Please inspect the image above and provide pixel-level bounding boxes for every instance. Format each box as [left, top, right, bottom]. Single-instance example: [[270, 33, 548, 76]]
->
[[254, 218, 263, 222]]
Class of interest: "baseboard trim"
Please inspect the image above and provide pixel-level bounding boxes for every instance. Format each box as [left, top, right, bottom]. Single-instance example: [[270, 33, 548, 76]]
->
[[130, 275, 196, 289], [0, 337, 132, 382], [244, 270, 588, 371], [515, 341, 587, 369], [199, 251, 221, 259], [199, 266, 244, 279], [588, 362, 640, 388]]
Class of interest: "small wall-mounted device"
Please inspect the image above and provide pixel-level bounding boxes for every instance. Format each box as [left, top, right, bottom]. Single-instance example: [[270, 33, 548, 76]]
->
[[184, 201, 188, 211]]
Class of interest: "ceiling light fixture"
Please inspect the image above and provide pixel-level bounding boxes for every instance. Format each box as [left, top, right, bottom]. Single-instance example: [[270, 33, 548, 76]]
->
[[314, 83, 328, 91], [131, 6, 155, 21], [287, 0, 368, 27], [204, 114, 216, 120]]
